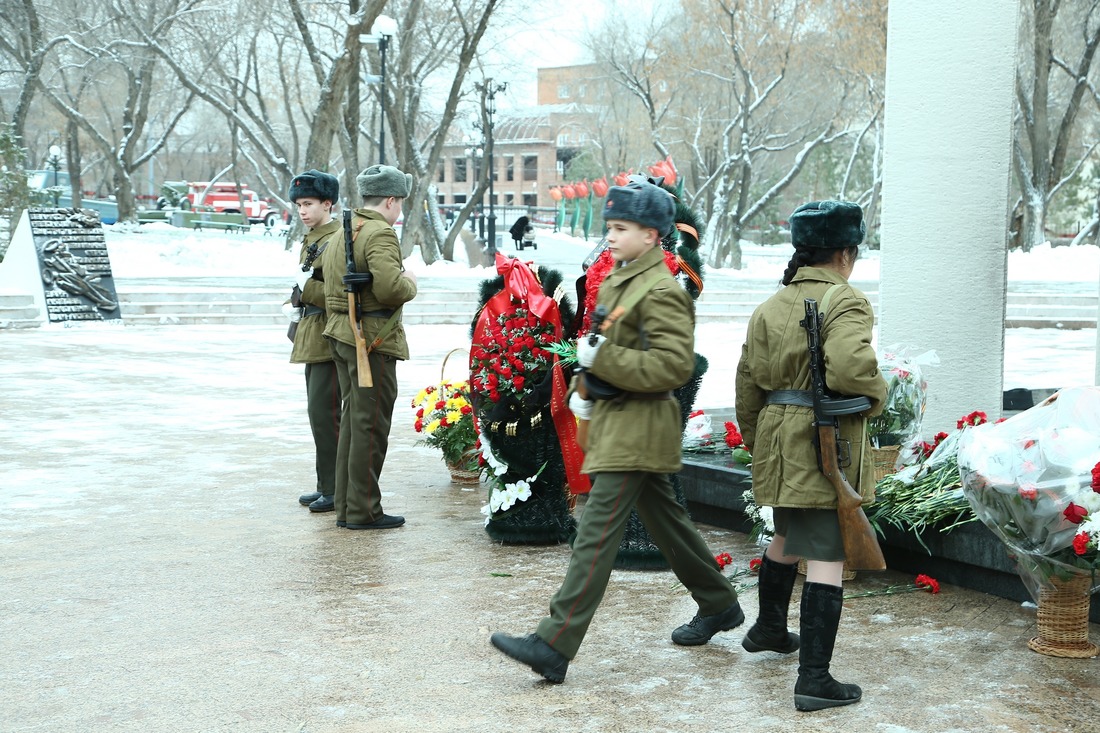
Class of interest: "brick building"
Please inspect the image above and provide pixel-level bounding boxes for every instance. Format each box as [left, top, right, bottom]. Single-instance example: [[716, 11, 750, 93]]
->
[[434, 64, 606, 211]]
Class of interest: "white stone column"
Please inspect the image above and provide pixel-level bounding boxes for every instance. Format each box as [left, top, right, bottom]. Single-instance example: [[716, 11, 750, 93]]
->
[[878, 1, 1020, 432]]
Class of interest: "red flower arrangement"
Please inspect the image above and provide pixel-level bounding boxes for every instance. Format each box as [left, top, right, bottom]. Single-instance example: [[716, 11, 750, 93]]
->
[[724, 421, 745, 449], [956, 410, 988, 430], [919, 431, 950, 459], [845, 573, 941, 598], [1092, 460, 1100, 493], [469, 306, 557, 403], [715, 552, 733, 568]]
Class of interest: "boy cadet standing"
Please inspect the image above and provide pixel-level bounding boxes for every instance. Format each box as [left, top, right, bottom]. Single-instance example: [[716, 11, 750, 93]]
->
[[490, 180, 742, 683], [319, 165, 417, 530], [288, 170, 342, 514]]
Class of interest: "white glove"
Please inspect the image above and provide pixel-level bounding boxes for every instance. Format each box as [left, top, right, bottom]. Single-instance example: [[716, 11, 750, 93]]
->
[[569, 391, 593, 420], [576, 334, 607, 368], [295, 268, 312, 291], [282, 302, 302, 323]]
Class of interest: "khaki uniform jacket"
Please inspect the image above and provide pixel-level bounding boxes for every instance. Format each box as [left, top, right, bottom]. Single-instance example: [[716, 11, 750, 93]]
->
[[290, 218, 341, 364], [735, 266, 887, 509], [582, 245, 694, 475], [320, 208, 417, 360]]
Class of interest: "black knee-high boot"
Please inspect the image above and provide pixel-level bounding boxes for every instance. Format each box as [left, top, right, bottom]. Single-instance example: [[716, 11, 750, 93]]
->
[[794, 581, 861, 712], [741, 555, 799, 654]]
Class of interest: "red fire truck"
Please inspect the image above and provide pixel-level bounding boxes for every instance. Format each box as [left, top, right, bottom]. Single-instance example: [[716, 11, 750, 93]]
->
[[185, 181, 279, 227]]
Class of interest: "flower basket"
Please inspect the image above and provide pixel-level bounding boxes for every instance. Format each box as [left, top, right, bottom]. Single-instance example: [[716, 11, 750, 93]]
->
[[872, 445, 902, 483], [411, 349, 478, 483], [1027, 573, 1099, 658], [446, 456, 481, 485]]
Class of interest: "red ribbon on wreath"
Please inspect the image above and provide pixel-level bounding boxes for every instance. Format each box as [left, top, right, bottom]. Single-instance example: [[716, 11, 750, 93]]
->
[[471, 254, 590, 495]]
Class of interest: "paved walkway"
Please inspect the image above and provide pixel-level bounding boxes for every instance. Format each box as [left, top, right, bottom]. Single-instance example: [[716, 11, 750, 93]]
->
[[2, 324, 1098, 732]]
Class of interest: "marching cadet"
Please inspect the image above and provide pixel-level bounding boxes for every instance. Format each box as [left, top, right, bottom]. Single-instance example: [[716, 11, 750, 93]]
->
[[489, 180, 742, 683]]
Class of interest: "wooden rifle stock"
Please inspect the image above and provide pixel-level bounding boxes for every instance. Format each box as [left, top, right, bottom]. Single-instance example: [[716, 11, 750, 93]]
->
[[816, 424, 886, 570], [802, 297, 885, 571], [343, 210, 373, 388]]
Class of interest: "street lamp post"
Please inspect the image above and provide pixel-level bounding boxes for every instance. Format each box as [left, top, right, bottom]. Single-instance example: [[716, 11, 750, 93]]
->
[[475, 79, 507, 257], [464, 145, 484, 237], [46, 144, 63, 207], [371, 15, 397, 165]]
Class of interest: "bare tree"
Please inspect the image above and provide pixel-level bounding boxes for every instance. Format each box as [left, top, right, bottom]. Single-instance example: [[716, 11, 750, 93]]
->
[[385, 0, 504, 264], [1012, 0, 1100, 251]]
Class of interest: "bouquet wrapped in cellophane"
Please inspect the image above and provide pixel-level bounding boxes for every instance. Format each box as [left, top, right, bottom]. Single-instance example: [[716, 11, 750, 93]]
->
[[867, 347, 937, 466], [958, 386, 1100, 600]]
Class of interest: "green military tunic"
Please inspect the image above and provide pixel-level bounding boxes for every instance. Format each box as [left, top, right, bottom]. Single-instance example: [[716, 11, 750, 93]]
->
[[735, 266, 887, 510], [536, 245, 737, 659], [290, 218, 342, 498], [319, 209, 417, 525], [291, 218, 341, 364]]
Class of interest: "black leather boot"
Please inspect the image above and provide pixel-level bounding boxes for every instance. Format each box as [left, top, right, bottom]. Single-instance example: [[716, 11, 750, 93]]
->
[[794, 582, 861, 711], [742, 555, 800, 654]]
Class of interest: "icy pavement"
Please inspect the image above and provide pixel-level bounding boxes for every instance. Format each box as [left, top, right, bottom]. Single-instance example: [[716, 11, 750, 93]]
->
[[1, 323, 1099, 732]]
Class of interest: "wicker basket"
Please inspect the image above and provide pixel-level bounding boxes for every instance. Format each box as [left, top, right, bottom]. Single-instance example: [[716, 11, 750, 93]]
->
[[446, 457, 481, 485], [871, 445, 901, 482], [797, 558, 856, 582], [1027, 573, 1099, 658], [439, 347, 479, 485]]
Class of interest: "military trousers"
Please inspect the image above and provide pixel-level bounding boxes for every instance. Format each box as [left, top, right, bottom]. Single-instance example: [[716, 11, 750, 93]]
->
[[304, 361, 340, 496], [329, 339, 399, 525], [536, 471, 738, 659]]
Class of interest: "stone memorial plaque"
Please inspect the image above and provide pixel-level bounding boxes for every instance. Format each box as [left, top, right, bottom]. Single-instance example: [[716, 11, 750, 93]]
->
[[28, 207, 122, 323]]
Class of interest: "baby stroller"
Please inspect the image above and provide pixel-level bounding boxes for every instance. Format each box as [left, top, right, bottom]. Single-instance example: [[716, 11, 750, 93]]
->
[[509, 216, 537, 251]]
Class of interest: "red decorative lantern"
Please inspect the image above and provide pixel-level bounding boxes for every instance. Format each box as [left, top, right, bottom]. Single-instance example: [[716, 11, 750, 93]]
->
[[592, 177, 608, 197], [549, 187, 563, 202], [575, 179, 589, 198], [648, 155, 677, 186], [562, 184, 576, 200]]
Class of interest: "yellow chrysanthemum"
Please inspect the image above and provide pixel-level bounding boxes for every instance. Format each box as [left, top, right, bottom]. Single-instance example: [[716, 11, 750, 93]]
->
[[425, 419, 442, 435], [446, 411, 462, 424]]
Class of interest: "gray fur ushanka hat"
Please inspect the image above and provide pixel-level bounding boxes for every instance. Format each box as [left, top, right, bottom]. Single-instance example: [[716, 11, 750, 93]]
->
[[356, 164, 413, 198], [789, 200, 865, 249], [288, 169, 339, 203], [602, 181, 675, 236]]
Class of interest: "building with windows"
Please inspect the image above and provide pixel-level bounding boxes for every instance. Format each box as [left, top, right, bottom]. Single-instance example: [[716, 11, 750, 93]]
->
[[434, 64, 606, 211]]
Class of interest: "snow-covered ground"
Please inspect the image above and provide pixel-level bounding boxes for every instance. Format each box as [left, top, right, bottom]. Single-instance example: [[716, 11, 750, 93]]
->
[[98, 223, 1100, 418]]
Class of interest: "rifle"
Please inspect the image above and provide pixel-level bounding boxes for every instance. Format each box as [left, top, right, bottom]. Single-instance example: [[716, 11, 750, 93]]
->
[[342, 209, 374, 388], [801, 297, 886, 571], [573, 304, 608, 452]]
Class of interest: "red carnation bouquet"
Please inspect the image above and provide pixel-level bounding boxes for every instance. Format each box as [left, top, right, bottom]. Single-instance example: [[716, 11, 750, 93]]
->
[[958, 386, 1100, 595], [469, 306, 557, 404]]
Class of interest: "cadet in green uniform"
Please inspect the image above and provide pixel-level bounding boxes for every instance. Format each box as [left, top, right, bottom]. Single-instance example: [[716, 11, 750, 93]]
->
[[287, 170, 342, 514], [735, 200, 886, 712], [319, 165, 417, 530], [490, 181, 742, 683]]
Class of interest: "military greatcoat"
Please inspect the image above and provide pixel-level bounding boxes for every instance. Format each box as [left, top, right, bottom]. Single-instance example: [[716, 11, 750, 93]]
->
[[735, 266, 887, 509]]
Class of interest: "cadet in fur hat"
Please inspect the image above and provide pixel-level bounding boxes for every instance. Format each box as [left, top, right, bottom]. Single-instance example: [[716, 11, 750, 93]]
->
[[287, 169, 342, 514], [318, 165, 417, 530], [735, 200, 886, 711], [490, 181, 743, 683]]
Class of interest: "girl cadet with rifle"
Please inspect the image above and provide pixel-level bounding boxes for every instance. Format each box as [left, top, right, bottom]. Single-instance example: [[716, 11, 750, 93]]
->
[[287, 169, 342, 515], [490, 180, 743, 684], [735, 200, 887, 712]]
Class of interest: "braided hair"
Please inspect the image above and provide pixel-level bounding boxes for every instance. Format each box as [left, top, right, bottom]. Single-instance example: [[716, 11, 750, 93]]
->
[[781, 245, 860, 286]]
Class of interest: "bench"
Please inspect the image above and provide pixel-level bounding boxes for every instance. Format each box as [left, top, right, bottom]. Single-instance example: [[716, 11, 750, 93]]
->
[[193, 220, 250, 233]]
